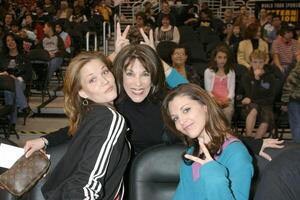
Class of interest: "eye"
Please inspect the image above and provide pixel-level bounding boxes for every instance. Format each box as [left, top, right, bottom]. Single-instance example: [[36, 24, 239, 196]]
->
[[171, 116, 178, 122], [89, 77, 96, 83], [102, 68, 110, 75], [143, 71, 150, 77], [183, 107, 190, 113], [125, 71, 133, 76]]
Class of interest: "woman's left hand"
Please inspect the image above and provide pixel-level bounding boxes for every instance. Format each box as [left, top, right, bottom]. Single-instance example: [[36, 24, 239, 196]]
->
[[259, 138, 284, 161], [139, 28, 155, 50], [184, 140, 213, 165]]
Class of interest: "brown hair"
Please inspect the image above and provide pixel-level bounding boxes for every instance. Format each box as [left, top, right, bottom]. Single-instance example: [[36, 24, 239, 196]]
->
[[244, 22, 260, 39], [161, 84, 233, 160], [207, 44, 233, 74], [113, 44, 167, 103], [64, 52, 112, 135]]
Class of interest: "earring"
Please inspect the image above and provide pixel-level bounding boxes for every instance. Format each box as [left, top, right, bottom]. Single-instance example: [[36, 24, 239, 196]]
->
[[82, 98, 88, 106]]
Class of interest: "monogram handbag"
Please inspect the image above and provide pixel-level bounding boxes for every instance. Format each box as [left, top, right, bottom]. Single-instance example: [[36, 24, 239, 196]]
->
[[0, 151, 50, 197]]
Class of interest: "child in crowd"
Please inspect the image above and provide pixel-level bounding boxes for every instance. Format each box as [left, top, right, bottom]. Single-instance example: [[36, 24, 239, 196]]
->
[[204, 45, 235, 124], [241, 50, 275, 138]]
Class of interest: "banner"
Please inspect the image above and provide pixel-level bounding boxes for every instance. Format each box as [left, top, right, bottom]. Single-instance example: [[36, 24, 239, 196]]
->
[[255, 1, 300, 24]]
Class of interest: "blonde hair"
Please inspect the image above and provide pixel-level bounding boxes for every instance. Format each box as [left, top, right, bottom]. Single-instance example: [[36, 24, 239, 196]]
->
[[64, 52, 112, 135], [249, 49, 267, 62]]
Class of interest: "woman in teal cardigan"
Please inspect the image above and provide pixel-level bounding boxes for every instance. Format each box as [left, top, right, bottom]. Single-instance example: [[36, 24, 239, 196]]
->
[[162, 84, 253, 200]]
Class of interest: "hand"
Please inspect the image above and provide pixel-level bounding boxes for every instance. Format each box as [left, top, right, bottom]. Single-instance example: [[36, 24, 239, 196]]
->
[[49, 52, 55, 58], [241, 97, 251, 105], [254, 69, 263, 80], [184, 140, 213, 165], [259, 138, 284, 161], [139, 28, 155, 50], [24, 138, 46, 158], [115, 22, 130, 54], [0, 71, 9, 76], [281, 105, 288, 112]]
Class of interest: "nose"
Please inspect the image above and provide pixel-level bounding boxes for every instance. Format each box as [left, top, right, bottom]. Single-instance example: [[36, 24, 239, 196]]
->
[[178, 115, 187, 126], [134, 76, 142, 86], [100, 75, 109, 85]]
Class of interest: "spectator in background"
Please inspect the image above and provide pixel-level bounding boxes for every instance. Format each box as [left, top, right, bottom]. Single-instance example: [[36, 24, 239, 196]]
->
[[281, 62, 300, 143], [156, 1, 176, 26], [223, 8, 234, 38], [154, 14, 180, 46], [3, 13, 14, 33], [204, 45, 235, 124], [226, 23, 242, 60], [264, 14, 281, 45], [33, 5, 50, 23], [272, 24, 300, 75], [69, 6, 88, 23], [56, 0, 73, 20], [43, 0, 56, 16], [170, 44, 201, 85], [237, 23, 269, 69], [21, 14, 35, 31], [55, 22, 71, 55], [248, 13, 257, 26], [19, 28, 36, 53], [143, 1, 156, 28], [40, 22, 64, 80], [74, 0, 91, 19], [259, 8, 268, 27], [0, 33, 33, 126], [236, 4, 248, 19], [95, 0, 112, 22], [241, 50, 275, 138], [127, 12, 151, 44]]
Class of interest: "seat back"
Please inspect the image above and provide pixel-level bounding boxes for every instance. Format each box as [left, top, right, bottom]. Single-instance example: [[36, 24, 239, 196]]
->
[[0, 76, 16, 138], [129, 144, 184, 200]]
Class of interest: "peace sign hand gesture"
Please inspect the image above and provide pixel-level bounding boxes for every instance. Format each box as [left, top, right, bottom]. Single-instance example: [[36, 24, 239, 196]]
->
[[184, 140, 213, 165], [139, 28, 155, 50], [115, 22, 130, 54]]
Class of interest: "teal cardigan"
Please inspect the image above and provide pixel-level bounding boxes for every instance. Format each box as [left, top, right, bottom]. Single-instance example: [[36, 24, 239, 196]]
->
[[173, 141, 253, 200]]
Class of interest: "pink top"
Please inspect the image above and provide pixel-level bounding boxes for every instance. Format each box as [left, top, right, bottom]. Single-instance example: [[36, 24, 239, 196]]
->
[[212, 76, 229, 101]]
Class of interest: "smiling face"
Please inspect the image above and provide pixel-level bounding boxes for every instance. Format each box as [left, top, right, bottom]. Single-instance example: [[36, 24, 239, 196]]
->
[[162, 16, 170, 27], [78, 59, 117, 104], [6, 35, 17, 51], [172, 48, 187, 67], [123, 59, 151, 103], [168, 95, 208, 140]]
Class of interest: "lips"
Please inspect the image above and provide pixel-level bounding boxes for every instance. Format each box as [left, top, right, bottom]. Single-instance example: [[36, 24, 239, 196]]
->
[[131, 88, 144, 95], [183, 122, 193, 132], [105, 86, 113, 93]]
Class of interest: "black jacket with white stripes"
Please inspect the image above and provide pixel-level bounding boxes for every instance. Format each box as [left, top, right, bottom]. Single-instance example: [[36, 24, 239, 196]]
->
[[42, 104, 130, 200]]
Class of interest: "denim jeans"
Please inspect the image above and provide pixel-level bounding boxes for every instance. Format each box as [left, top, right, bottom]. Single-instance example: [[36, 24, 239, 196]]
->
[[288, 101, 300, 143], [4, 79, 28, 124], [48, 57, 63, 81]]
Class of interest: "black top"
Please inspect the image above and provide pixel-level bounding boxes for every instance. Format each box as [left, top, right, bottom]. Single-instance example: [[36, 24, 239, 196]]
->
[[116, 97, 176, 155], [42, 105, 130, 200], [242, 67, 276, 106], [0, 53, 32, 83]]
